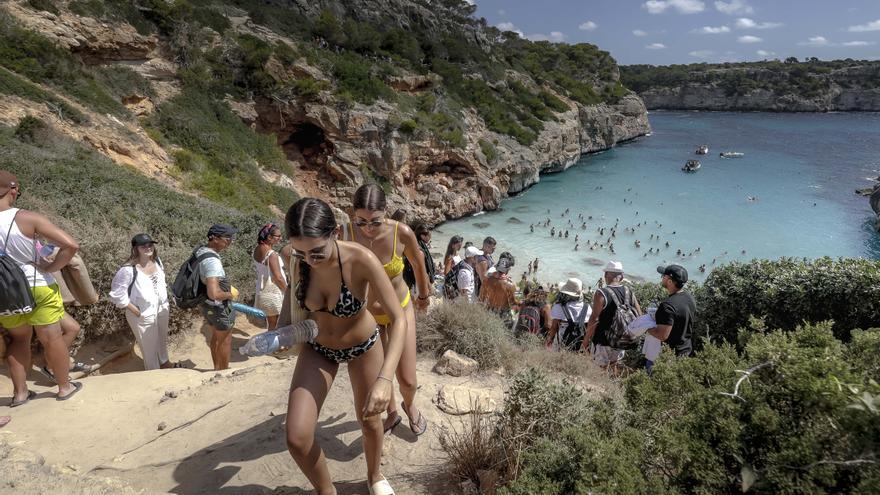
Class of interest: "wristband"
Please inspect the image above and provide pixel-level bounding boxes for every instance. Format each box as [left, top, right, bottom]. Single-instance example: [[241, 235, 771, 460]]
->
[[377, 374, 393, 383], [417, 294, 429, 301]]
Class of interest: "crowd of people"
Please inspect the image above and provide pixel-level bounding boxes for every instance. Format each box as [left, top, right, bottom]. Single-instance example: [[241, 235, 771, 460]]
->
[[0, 168, 697, 494]]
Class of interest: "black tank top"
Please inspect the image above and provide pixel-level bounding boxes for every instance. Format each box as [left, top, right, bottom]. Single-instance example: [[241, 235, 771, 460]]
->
[[593, 285, 628, 346]]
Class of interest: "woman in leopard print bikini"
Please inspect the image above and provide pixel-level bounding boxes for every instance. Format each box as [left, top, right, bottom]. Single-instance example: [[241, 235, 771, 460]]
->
[[278, 198, 405, 495]]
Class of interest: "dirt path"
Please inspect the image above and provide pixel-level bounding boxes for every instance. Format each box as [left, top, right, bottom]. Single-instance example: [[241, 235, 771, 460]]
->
[[0, 316, 504, 494]]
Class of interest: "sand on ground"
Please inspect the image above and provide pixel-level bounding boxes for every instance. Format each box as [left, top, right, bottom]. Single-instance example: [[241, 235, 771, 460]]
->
[[0, 314, 505, 494]]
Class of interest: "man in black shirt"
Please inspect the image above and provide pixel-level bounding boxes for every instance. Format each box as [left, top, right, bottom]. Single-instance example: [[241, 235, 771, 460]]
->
[[582, 261, 642, 373], [649, 264, 697, 358]]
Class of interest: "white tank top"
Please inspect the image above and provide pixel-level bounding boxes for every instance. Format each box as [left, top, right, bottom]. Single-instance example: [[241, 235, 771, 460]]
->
[[0, 208, 55, 287], [253, 249, 276, 296]]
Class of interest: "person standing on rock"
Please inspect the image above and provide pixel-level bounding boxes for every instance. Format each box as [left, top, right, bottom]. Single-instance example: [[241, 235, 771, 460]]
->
[[345, 185, 430, 437], [0, 170, 83, 404], [198, 224, 239, 371], [109, 234, 175, 371], [280, 197, 405, 495]]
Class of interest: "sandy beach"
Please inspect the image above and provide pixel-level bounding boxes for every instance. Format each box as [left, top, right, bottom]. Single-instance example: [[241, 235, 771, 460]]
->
[[0, 315, 506, 494]]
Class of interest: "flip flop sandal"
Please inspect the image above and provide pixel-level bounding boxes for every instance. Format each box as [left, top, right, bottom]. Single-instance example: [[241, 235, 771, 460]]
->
[[39, 366, 57, 384], [56, 381, 83, 401], [368, 477, 395, 495], [10, 390, 36, 408], [383, 413, 402, 434], [70, 362, 93, 373], [401, 401, 427, 436]]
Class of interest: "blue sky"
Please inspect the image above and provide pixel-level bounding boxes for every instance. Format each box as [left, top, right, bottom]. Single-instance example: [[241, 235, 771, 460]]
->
[[471, 0, 880, 65]]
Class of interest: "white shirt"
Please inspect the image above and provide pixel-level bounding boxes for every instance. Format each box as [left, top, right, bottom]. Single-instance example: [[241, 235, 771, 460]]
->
[[109, 262, 169, 317], [457, 263, 475, 302], [0, 208, 54, 287], [550, 300, 590, 351]]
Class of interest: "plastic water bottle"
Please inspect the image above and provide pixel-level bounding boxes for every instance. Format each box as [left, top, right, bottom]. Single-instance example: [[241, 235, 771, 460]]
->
[[239, 319, 319, 356]]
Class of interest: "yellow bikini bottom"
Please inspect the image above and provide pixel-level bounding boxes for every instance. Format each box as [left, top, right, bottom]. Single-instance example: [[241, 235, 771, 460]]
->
[[373, 290, 411, 326]]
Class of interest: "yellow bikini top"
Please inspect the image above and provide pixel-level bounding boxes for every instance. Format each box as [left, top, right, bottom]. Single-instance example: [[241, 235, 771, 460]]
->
[[350, 220, 404, 279]]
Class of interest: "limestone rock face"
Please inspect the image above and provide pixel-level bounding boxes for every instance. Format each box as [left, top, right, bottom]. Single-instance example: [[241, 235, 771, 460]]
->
[[640, 85, 880, 112], [433, 350, 479, 377]]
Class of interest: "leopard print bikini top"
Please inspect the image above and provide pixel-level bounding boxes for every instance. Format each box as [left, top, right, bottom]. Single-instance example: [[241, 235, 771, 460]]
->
[[298, 241, 364, 318]]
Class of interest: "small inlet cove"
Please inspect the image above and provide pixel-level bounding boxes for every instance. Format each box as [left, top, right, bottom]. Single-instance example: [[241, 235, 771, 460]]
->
[[436, 111, 880, 286]]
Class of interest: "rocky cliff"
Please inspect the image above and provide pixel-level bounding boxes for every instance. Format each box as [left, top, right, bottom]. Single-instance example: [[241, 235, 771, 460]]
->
[[639, 85, 880, 112], [3, 1, 649, 224]]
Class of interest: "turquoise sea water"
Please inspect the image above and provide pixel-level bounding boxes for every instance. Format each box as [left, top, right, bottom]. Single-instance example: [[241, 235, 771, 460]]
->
[[435, 111, 880, 286]]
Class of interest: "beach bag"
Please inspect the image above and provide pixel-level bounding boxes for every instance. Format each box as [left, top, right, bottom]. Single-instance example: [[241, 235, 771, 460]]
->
[[59, 252, 98, 305], [514, 304, 542, 337], [0, 211, 35, 317], [560, 303, 588, 351], [443, 260, 465, 299], [600, 286, 639, 350], [171, 248, 218, 309]]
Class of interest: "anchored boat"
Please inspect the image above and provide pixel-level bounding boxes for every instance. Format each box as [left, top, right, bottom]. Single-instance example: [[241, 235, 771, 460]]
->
[[682, 159, 701, 172], [720, 151, 744, 158], [695, 145, 709, 155]]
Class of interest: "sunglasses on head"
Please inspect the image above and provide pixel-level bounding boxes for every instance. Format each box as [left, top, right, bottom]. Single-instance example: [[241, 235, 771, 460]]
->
[[354, 218, 384, 228]]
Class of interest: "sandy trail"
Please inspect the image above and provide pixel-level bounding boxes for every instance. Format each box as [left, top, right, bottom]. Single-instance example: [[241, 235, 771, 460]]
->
[[1, 315, 503, 494]]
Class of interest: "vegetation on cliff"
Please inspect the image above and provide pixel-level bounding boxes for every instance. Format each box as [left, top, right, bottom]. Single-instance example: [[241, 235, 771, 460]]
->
[[621, 59, 880, 99]]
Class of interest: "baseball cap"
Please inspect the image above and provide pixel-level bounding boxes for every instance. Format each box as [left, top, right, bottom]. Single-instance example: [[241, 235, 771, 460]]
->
[[657, 264, 688, 284], [208, 224, 238, 238], [131, 233, 159, 246], [0, 170, 19, 196], [464, 246, 483, 258], [604, 260, 624, 273]]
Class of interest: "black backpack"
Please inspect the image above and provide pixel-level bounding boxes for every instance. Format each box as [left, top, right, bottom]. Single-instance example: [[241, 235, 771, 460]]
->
[[560, 303, 589, 351], [514, 304, 543, 337], [443, 260, 466, 299], [0, 211, 35, 317], [600, 286, 639, 350], [171, 248, 219, 309]]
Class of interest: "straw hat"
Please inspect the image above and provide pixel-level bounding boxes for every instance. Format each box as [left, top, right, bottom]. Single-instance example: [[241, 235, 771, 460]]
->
[[558, 277, 583, 297]]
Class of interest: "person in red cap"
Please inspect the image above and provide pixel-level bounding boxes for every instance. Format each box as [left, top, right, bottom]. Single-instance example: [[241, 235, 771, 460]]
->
[[0, 170, 83, 405]]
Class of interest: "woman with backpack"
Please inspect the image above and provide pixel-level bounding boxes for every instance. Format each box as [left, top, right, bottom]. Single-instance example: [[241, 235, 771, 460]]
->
[[109, 234, 175, 371], [443, 235, 463, 275], [545, 278, 591, 352], [514, 284, 551, 338], [345, 184, 430, 437], [280, 197, 407, 495], [252, 222, 287, 330]]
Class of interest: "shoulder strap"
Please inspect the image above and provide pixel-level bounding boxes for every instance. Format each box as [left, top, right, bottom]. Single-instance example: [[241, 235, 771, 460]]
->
[[260, 249, 274, 264], [194, 251, 219, 264], [128, 264, 138, 296], [576, 303, 589, 325], [392, 221, 399, 256], [561, 303, 575, 325], [348, 222, 355, 242], [3, 210, 20, 248], [605, 286, 623, 307]]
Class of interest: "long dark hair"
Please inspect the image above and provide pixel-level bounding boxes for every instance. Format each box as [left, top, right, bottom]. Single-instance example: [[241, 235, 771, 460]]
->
[[286, 198, 338, 307], [352, 183, 386, 211], [445, 235, 463, 258]]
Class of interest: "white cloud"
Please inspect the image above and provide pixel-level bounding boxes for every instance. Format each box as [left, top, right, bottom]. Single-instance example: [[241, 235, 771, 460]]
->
[[735, 18, 783, 29], [643, 0, 705, 15], [715, 0, 753, 15], [646, 43, 667, 49], [798, 36, 829, 46], [694, 25, 731, 34], [848, 19, 880, 32], [757, 49, 775, 57], [737, 35, 762, 43], [842, 41, 876, 46], [689, 50, 715, 58], [498, 9, 506, 16], [526, 31, 566, 42], [633, 29, 649, 36], [497, 22, 524, 37], [579, 21, 598, 31]]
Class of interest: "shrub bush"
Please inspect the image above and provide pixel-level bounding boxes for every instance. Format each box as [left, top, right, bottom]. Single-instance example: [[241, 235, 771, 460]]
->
[[499, 323, 880, 494], [698, 258, 880, 344], [417, 300, 514, 369], [13, 115, 47, 143], [0, 125, 277, 343]]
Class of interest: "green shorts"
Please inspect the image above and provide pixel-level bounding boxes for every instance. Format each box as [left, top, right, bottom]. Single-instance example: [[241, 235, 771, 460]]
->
[[0, 284, 64, 329]]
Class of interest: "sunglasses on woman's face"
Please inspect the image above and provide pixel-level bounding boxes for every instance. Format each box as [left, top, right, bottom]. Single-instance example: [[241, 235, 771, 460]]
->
[[354, 217, 384, 228], [292, 244, 330, 261]]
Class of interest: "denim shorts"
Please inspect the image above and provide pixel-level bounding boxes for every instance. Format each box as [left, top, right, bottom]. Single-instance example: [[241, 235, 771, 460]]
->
[[201, 302, 236, 331]]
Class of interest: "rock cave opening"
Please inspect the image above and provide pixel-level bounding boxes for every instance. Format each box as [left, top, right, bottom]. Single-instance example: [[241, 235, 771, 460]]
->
[[425, 160, 475, 180], [280, 122, 333, 169]]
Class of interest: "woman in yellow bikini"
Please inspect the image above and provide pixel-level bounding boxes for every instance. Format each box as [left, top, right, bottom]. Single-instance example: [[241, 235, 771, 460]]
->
[[347, 184, 431, 436]]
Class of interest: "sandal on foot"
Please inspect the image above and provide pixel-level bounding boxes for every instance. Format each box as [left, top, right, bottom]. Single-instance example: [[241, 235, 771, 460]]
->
[[10, 390, 36, 408], [70, 362, 93, 373], [383, 413, 402, 434], [401, 401, 427, 436], [0, 416, 10, 427], [369, 476, 395, 495], [39, 366, 57, 384], [57, 381, 83, 401]]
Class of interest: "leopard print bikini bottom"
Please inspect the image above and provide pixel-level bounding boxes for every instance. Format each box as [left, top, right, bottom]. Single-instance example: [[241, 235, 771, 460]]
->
[[309, 328, 379, 364]]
